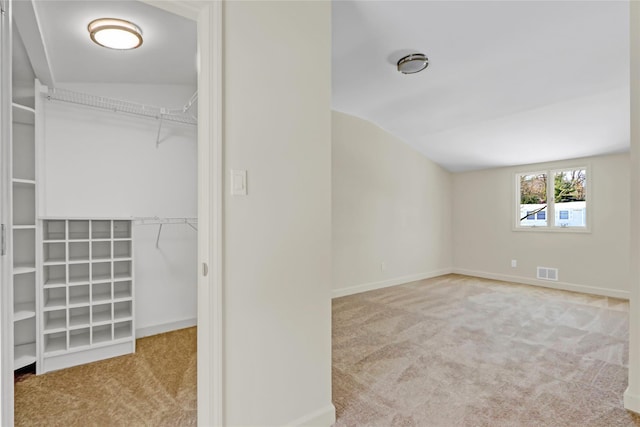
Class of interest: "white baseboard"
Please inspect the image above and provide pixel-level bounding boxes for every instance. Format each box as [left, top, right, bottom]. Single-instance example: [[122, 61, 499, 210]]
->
[[286, 404, 336, 427], [625, 388, 640, 414], [135, 317, 197, 339], [453, 268, 630, 300], [332, 268, 453, 299]]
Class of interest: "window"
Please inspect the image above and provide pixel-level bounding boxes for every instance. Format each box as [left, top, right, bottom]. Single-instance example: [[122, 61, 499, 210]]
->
[[515, 167, 588, 231]]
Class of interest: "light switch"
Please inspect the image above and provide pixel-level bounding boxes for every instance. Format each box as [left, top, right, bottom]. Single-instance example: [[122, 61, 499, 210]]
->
[[230, 170, 247, 195]]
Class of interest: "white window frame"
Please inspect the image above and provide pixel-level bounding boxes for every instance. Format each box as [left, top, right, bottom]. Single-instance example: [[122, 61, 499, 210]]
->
[[514, 164, 591, 233]]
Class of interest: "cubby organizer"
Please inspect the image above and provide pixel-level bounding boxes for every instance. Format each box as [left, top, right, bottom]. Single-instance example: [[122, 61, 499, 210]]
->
[[40, 219, 135, 373]]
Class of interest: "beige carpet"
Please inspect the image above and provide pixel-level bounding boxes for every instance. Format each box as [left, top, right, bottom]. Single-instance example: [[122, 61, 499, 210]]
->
[[15, 327, 196, 426], [333, 274, 640, 426]]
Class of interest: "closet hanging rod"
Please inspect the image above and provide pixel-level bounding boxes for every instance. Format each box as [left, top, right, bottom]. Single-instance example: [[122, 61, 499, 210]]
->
[[44, 87, 198, 126]]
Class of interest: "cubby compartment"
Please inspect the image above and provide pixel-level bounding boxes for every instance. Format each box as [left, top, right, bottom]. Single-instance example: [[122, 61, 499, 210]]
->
[[12, 120, 35, 181], [113, 280, 132, 300], [92, 282, 111, 302], [92, 303, 112, 323], [114, 301, 132, 320], [44, 264, 66, 286], [113, 220, 131, 239], [43, 241, 65, 264], [114, 260, 131, 280], [44, 287, 66, 309], [69, 328, 90, 348], [13, 272, 36, 319], [113, 240, 131, 259], [69, 285, 90, 305], [44, 220, 66, 241], [114, 321, 132, 340], [92, 220, 111, 239], [68, 220, 89, 240], [44, 309, 66, 332], [69, 263, 90, 284], [13, 228, 35, 269], [92, 262, 111, 282], [92, 324, 112, 344], [69, 241, 90, 262], [92, 241, 111, 260], [69, 306, 90, 328], [44, 332, 67, 354], [12, 182, 35, 226]]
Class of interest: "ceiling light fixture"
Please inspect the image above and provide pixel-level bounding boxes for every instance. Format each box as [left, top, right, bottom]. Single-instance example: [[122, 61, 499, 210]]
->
[[397, 53, 429, 74], [88, 18, 143, 50]]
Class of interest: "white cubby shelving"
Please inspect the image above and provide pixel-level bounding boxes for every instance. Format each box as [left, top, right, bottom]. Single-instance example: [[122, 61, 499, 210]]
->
[[11, 101, 39, 371], [40, 219, 135, 373]]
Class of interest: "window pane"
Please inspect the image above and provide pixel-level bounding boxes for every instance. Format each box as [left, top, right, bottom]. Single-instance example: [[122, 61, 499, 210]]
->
[[554, 169, 586, 227], [519, 173, 547, 227]]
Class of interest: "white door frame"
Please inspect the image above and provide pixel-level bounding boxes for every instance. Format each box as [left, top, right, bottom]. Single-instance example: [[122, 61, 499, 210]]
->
[[0, 1, 223, 425], [0, 0, 13, 425]]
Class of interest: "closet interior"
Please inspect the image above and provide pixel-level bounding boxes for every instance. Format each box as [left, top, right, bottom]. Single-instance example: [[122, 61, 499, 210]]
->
[[8, 0, 198, 376]]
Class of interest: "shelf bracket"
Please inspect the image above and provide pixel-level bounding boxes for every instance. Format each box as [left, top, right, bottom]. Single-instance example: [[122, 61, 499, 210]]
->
[[155, 114, 164, 148], [155, 223, 163, 248]]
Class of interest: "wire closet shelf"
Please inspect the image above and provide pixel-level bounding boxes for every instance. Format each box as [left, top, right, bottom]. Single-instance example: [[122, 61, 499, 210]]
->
[[44, 87, 198, 126]]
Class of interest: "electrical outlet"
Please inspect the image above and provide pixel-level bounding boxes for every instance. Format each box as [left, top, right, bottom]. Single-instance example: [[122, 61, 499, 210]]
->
[[511, 259, 517, 268]]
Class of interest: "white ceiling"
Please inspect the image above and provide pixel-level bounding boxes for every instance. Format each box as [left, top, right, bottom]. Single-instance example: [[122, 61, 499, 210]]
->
[[26, 0, 196, 85], [332, 1, 630, 172]]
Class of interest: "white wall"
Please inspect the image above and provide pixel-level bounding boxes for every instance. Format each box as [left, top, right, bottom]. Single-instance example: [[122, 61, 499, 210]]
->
[[40, 83, 197, 335], [332, 111, 453, 297], [223, 1, 334, 425], [453, 153, 630, 298]]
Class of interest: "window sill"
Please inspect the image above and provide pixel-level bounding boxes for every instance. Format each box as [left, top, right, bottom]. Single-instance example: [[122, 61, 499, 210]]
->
[[512, 226, 591, 234]]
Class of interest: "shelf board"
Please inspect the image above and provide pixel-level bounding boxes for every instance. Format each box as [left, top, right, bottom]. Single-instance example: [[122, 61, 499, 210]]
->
[[43, 260, 66, 266], [69, 319, 90, 329], [68, 258, 90, 264], [43, 336, 67, 355], [12, 102, 35, 113], [114, 273, 132, 281], [13, 265, 36, 275], [43, 239, 66, 243], [43, 297, 66, 310], [113, 293, 132, 301], [92, 256, 112, 262], [13, 303, 35, 322], [44, 278, 66, 287], [113, 238, 133, 242], [93, 294, 111, 303], [113, 256, 132, 261], [12, 178, 36, 186], [14, 342, 36, 370], [44, 318, 67, 333], [92, 275, 112, 283], [13, 225, 36, 230]]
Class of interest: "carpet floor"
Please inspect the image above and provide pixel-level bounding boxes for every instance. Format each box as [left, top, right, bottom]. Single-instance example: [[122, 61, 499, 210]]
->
[[14, 327, 196, 426], [333, 274, 640, 426]]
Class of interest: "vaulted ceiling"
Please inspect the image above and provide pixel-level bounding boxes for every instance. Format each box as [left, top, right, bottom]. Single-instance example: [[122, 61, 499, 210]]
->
[[332, 1, 630, 172]]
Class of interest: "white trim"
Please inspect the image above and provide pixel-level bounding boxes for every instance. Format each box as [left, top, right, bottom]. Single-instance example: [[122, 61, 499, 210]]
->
[[332, 269, 453, 299], [135, 317, 197, 339], [0, 2, 13, 424], [453, 268, 630, 300], [285, 404, 336, 427], [626, 388, 640, 414]]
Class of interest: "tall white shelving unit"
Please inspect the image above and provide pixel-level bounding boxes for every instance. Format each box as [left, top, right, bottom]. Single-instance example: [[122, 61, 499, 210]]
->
[[40, 219, 135, 373], [11, 101, 39, 371]]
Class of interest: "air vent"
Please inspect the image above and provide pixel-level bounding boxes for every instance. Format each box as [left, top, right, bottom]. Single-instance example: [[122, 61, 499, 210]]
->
[[537, 266, 558, 281]]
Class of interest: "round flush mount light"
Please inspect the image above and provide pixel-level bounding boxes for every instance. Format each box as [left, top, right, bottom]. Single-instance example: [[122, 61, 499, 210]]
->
[[88, 18, 143, 50], [397, 53, 429, 74]]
